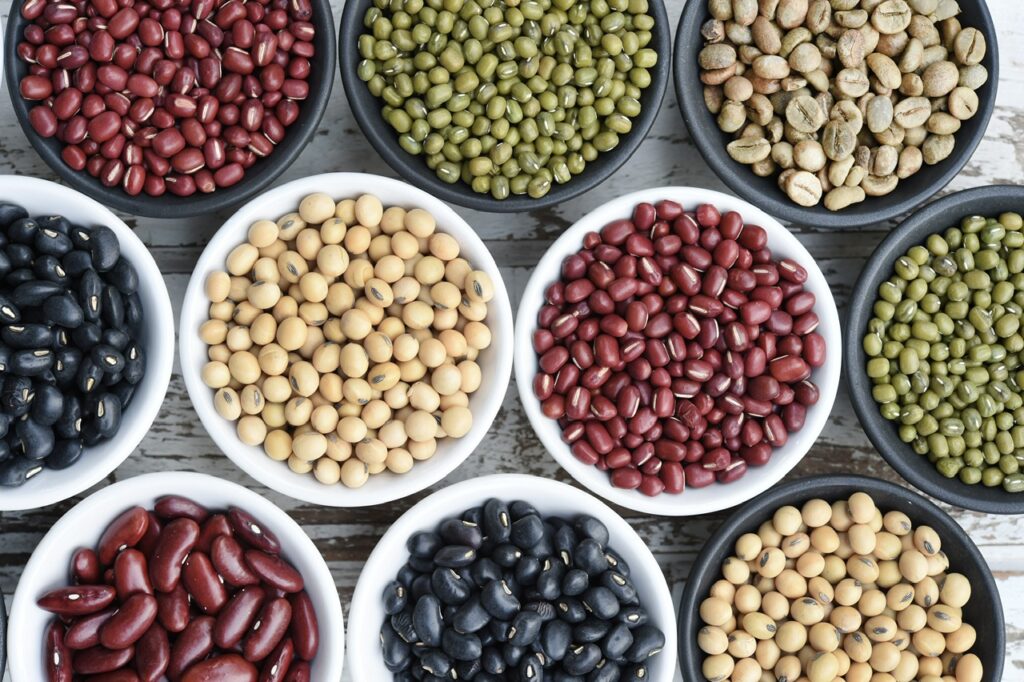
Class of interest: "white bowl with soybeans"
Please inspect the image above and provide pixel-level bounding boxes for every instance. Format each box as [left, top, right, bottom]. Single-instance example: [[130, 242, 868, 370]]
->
[[179, 173, 514, 506]]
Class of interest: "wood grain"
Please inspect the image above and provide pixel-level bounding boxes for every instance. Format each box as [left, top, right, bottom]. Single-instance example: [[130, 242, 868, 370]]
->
[[2, 0, 1024, 678]]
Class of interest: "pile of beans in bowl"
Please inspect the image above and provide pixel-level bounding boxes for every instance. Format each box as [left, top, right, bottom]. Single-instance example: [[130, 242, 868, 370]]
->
[[14, 0, 316, 197], [0, 202, 145, 487], [532, 200, 825, 496], [696, 492, 983, 682], [199, 193, 494, 488], [380, 499, 665, 680], [38, 496, 318, 680]]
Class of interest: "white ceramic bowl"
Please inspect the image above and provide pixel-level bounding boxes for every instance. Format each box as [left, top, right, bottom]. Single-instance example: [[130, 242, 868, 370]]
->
[[0, 176, 174, 511], [347, 474, 678, 680], [179, 173, 514, 507], [8, 471, 345, 680], [514, 187, 842, 516]]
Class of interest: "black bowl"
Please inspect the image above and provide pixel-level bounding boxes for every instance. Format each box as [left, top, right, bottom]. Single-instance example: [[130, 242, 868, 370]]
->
[[674, 1, 998, 229], [338, 0, 671, 213], [847, 185, 1024, 514], [1, 584, 6, 676], [3, 0, 336, 219], [678, 474, 1005, 681]]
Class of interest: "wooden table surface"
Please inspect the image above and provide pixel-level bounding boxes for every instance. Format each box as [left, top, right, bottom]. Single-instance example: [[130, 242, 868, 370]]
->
[[2, 0, 1024, 679]]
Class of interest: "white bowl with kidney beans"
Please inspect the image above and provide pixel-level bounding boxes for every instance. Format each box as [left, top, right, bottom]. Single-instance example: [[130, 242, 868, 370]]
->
[[179, 172, 514, 507], [346, 473, 678, 680], [514, 187, 842, 516], [7, 470, 345, 680], [0, 175, 174, 512]]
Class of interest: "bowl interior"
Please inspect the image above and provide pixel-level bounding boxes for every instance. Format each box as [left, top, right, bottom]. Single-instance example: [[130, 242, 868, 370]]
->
[[513, 186, 842, 516], [678, 474, 1005, 681], [7, 471, 345, 681], [338, 0, 671, 213], [2, 0, 336, 218], [846, 185, 1024, 514], [346, 473, 678, 680], [673, 0, 999, 229], [179, 172, 514, 507], [0, 176, 175, 512]]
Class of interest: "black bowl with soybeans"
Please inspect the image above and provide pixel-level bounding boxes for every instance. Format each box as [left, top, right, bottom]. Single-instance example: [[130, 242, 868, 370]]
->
[[675, 0, 998, 228], [678, 474, 1004, 682], [198, 191, 498, 492], [848, 185, 1024, 514], [339, 0, 671, 212]]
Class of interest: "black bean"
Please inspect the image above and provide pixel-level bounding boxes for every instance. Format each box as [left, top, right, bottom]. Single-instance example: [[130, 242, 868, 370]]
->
[[6, 244, 34, 268], [434, 545, 476, 568], [511, 514, 545, 549], [76, 358, 103, 393], [71, 322, 101, 349], [601, 571, 637, 605], [0, 440, 9, 463], [518, 652, 546, 681], [34, 228, 73, 256], [557, 598, 587, 624], [102, 328, 131, 350], [540, 619, 572, 661], [0, 413, 10, 439], [124, 293, 143, 330], [107, 257, 139, 293], [12, 280, 63, 307], [562, 568, 590, 597], [89, 392, 122, 439], [492, 543, 522, 568], [604, 549, 630, 577], [575, 539, 608, 576], [481, 579, 520, 620], [502, 643, 526, 668], [431, 568, 471, 606], [43, 294, 84, 328], [1, 375, 34, 417], [410, 574, 432, 602], [536, 559, 566, 601], [384, 581, 409, 616], [617, 606, 649, 629], [589, 663, 621, 682], [3, 323, 52, 348], [53, 347, 82, 386], [61, 250, 92, 277], [33, 255, 71, 285], [470, 558, 502, 587], [0, 295, 20, 323], [390, 610, 417, 644], [0, 203, 29, 228], [101, 286, 124, 328], [9, 218, 39, 245], [30, 383, 63, 426], [408, 531, 443, 558], [413, 595, 444, 647], [396, 564, 418, 588], [79, 270, 102, 322], [443, 629, 482, 661], [5, 268, 34, 287], [482, 499, 512, 543], [381, 622, 412, 672], [440, 518, 484, 549], [455, 659, 483, 680], [0, 252, 10, 279], [46, 439, 83, 470], [481, 646, 507, 675], [91, 344, 125, 373], [553, 525, 577, 566], [452, 596, 490, 634], [510, 501, 539, 520], [11, 349, 52, 376], [0, 346, 8, 373], [563, 643, 602, 675], [0, 456, 44, 486], [515, 555, 542, 586], [36, 215, 72, 235], [574, 618, 611, 644], [87, 225, 120, 271], [624, 625, 664, 663], [407, 554, 433, 574], [462, 505, 484, 526], [16, 417, 55, 460], [601, 622, 633, 661], [508, 610, 543, 647], [69, 224, 92, 250], [574, 516, 610, 546], [418, 649, 452, 677], [583, 587, 620, 620]]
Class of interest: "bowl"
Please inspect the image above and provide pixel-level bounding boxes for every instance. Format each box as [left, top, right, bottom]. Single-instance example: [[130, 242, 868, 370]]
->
[[514, 186, 842, 516], [0, 175, 175, 512], [674, 0, 998, 229], [846, 185, 1024, 514], [179, 172, 514, 507], [347, 473, 678, 680], [678, 474, 1005, 682], [338, 0, 671, 213], [3, 0, 336, 219], [7, 471, 345, 681], [1, 584, 6, 677]]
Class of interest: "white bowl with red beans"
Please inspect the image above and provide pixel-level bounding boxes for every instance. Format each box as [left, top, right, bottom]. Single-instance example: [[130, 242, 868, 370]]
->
[[514, 187, 841, 516], [7, 470, 344, 681]]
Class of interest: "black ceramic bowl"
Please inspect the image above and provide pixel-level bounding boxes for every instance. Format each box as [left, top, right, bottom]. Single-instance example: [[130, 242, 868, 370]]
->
[[3, 0, 336, 219], [847, 185, 1024, 514], [674, 1, 998, 229], [679, 474, 1005, 681], [338, 0, 671, 213]]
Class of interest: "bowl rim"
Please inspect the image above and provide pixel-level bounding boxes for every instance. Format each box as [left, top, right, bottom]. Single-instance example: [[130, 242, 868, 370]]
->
[[0, 175, 175, 512], [345, 472, 679, 680], [178, 171, 515, 507], [672, 0, 1000, 230], [6, 470, 346, 681], [513, 185, 842, 516], [337, 0, 672, 213], [2, 0, 337, 219], [677, 473, 1006, 682], [845, 184, 1024, 514]]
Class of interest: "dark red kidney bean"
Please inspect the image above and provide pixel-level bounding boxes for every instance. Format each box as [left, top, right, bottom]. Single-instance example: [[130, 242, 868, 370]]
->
[[155, 584, 190, 633], [46, 620, 74, 682], [72, 548, 102, 584], [64, 609, 115, 650], [73, 645, 134, 675], [99, 593, 158, 650], [196, 513, 233, 553], [39, 585, 116, 617], [167, 616, 216, 679], [154, 496, 210, 524], [149, 518, 200, 593], [242, 597, 291, 662], [282, 661, 310, 682], [214, 586, 266, 649], [181, 654, 258, 682], [259, 637, 295, 682], [181, 551, 229, 614], [114, 549, 153, 599], [134, 624, 170, 682], [287, 591, 318, 661], [136, 513, 163, 558], [244, 550, 303, 593]]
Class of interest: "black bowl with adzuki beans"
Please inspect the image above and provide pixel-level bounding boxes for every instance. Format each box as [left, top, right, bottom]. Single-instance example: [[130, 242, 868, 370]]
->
[[4, 0, 335, 218], [514, 188, 842, 516]]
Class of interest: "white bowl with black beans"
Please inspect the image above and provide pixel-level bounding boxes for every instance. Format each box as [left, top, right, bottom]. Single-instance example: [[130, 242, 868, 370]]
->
[[347, 474, 678, 681], [179, 173, 514, 507], [0, 176, 175, 511]]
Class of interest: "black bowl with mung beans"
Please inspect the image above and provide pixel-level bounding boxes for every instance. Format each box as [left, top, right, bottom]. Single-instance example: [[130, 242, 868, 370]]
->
[[339, 0, 671, 213], [848, 185, 1024, 514], [678, 474, 1005, 682], [674, 0, 999, 229]]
